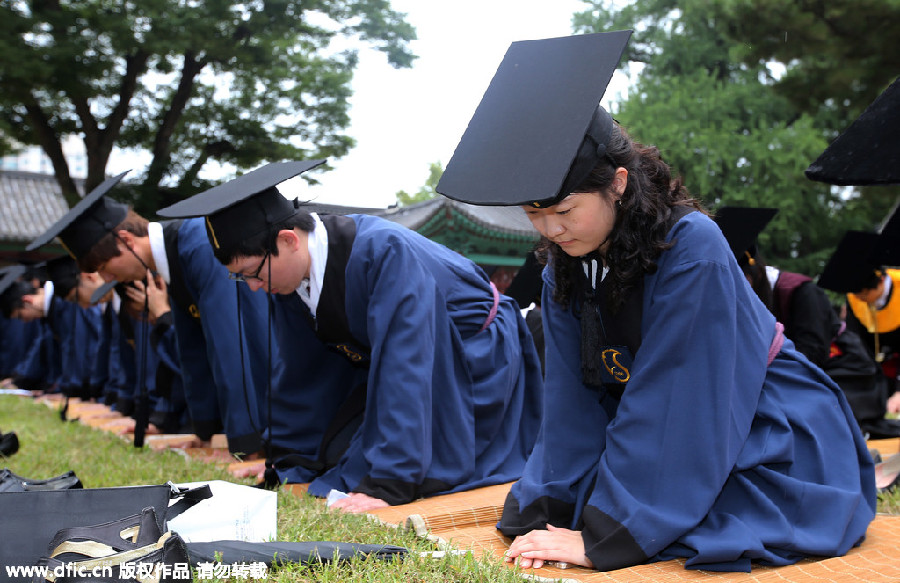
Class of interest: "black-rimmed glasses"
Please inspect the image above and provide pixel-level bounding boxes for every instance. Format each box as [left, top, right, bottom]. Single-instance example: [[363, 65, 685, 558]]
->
[[228, 250, 270, 283]]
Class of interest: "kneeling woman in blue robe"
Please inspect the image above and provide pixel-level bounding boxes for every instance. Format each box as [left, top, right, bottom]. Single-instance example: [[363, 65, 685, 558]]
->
[[157, 161, 545, 512], [435, 32, 875, 573]]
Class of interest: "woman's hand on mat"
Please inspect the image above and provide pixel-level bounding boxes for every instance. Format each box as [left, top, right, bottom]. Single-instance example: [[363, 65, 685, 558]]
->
[[330, 492, 389, 513], [504, 525, 593, 570], [887, 391, 900, 414], [230, 461, 266, 480]]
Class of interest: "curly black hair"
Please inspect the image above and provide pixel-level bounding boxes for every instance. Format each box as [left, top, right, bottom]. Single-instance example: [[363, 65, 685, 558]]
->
[[539, 124, 707, 311]]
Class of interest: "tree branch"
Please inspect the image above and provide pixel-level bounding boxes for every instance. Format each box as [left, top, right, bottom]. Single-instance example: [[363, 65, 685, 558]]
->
[[23, 95, 80, 206], [144, 50, 207, 189]]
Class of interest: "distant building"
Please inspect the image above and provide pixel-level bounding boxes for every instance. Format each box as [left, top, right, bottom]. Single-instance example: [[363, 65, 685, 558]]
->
[[0, 171, 78, 264], [0, 173, 539, 283], [306, 197, 539, 293], [0, 136, 88, 179]]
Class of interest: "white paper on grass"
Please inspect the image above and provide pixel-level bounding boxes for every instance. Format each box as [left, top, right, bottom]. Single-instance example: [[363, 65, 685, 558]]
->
[[167, 480, 277, 543]]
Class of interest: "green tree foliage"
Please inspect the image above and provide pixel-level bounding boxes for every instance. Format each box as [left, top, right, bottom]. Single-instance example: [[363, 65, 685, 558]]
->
[[707, 0, 900, 133], [573, 0, 898, 275], [0, 0, 416, 213], [395, 160, 442, 206]]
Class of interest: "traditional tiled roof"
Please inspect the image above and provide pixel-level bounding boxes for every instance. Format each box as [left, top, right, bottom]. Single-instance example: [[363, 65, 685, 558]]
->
[[374, 197, 537, 238], [0, 171, 81, 243], [0, 172, 538, 266], [304, 197, 539, 266], [300, 201, 387, 216], [303, 197, 537, 239]]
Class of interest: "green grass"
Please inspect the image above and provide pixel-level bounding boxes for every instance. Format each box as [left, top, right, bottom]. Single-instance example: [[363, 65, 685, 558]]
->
[[4, 393, 897, 582], [0, 395, 528, 583]]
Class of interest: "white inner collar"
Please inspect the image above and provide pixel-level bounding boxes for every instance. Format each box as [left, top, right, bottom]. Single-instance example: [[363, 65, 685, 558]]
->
[[296, 212, 328, 314], [148, 222, 171, 284]]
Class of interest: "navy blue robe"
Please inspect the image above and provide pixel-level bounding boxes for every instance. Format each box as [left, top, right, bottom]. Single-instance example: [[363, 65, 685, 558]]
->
[[2, 317, 40, 383], [111, 307, 140, 415], [90, 301, 125, 404], [499, 211, 875, 572], [129, 316, 162, 420], [0, 314, 27, 378], [46, 296, 95, 398], [148, 312, 191, 433], [165, 218, 269, 454], [265, 296, 366, 461], [14, 319, 58, 392], [280, 214, 544, 505]]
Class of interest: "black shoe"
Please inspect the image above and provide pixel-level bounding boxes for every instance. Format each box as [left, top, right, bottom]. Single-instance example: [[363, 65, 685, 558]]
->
[[875, 453, 900, 493], [0, 431, 18, 456], [0, 469, 82, 492]]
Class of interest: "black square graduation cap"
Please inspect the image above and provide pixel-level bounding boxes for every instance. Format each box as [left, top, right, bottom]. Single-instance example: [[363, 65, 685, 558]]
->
[[436, 30, 632, 207], [806, 76, 900, 186], [816, 230, 883, 294], [875, 201, 900, 267], [156, 160, 325, 251], [45, 255, 81, 300], [26, 172, 130, 260], [712, 206, 778, 260]]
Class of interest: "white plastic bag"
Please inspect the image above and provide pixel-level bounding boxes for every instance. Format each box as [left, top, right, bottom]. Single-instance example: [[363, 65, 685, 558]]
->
[[167, 480, 277, 542]]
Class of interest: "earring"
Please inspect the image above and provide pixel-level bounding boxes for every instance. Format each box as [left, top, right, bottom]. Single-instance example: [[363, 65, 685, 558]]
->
[[616, 199, 622, 206]]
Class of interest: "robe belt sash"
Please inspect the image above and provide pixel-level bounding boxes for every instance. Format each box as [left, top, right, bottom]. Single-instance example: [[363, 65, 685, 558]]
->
[[479, 282, 500, 333], [768, 321, 785, 366]]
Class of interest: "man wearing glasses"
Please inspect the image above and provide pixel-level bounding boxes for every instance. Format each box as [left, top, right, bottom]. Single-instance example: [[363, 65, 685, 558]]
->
[[157, 161, 545, 512]]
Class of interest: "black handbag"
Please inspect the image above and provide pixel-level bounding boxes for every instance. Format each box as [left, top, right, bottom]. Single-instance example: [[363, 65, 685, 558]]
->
[[0, 469, 82, 493], [0, 483, 209, 579], [31, 507, 191, 583]]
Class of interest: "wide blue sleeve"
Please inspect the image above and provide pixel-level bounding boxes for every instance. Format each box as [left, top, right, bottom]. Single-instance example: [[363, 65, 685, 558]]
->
[[130, 317, 161, 414], [11, 321, 40, 379], [150, 313, 181, 374], [89, 307, 113, 390], [113, 312, 139, 414], [0, 315, 27, 377], [499, 263, 614, 531], [267, 296, 363, 458], [340, 231, 442, 498], [175, 219, 264, 455], [48, 297, 83, 394], [170, 303, 220, 439], [78, 305, 103, 388], [96, 304, 125, 404]]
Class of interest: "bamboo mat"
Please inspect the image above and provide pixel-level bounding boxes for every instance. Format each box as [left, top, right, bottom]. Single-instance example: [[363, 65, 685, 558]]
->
[[366, 482, 900, 583], [28, 393, 900, 581], [868, 438, 900, 457], [31, 397, 241, 465]]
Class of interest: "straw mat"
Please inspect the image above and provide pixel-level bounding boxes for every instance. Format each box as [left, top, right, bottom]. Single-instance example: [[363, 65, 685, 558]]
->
[[868, 438, 900, 457], [365, 482, 900, 583]]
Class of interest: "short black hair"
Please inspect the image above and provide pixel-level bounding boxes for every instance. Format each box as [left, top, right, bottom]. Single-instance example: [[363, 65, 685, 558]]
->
[[210, 209, 316, 266]]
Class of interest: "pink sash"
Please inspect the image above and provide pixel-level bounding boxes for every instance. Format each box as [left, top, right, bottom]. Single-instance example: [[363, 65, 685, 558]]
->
[[768, 321, 785, 366], [480, 282, 500, 333]]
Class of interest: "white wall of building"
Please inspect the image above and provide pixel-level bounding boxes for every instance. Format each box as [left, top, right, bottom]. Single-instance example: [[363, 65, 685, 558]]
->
[[1, 135, 87, 178]]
